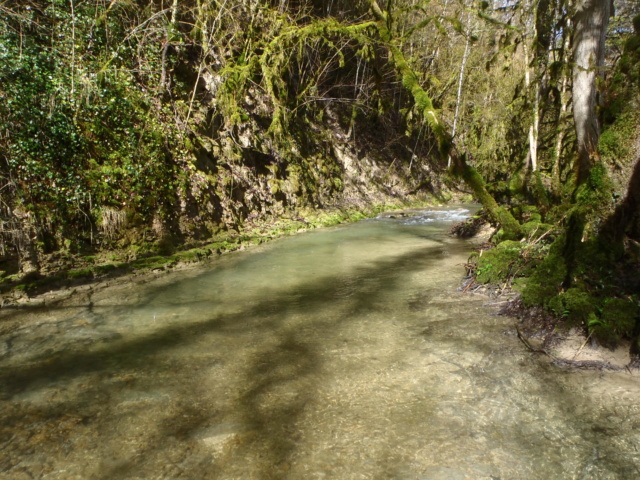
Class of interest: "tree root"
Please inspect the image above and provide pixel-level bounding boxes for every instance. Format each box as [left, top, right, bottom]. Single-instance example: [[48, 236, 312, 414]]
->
[[516, 326, 625, 371]]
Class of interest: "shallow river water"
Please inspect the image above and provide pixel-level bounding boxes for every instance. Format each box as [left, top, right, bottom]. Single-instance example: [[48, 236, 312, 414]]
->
[[1, 208, 640, 480]]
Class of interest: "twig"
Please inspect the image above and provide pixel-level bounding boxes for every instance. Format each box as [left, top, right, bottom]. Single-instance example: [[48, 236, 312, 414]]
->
[[462, 278, 475, 293], [572, 331, 593, 360], [516, 326, 554, 357]]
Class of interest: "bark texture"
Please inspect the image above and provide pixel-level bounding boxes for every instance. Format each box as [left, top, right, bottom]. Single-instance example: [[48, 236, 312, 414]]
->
[[572, 0, 612, 184]]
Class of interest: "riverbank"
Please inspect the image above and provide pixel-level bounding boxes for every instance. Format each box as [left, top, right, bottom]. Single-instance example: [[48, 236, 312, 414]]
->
[[0, 198, 449, 309], [450, 212, 640, 370], [2, 209, 639, 479], [458, 256, 638, 371]]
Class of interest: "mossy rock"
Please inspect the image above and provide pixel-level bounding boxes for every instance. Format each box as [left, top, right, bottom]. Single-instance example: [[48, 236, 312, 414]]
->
[[476, 240, 523, 284]]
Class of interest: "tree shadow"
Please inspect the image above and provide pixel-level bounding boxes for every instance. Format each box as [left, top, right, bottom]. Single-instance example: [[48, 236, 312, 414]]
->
[[0, 240, 455, 479]]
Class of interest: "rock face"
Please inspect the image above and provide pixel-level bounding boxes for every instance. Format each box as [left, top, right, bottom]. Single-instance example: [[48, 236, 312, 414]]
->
[[0, 1, 448, 277], [2, 94, 444, 277]]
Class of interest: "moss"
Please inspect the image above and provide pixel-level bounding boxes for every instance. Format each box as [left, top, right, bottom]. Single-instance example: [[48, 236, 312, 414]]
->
[[174, 248, 214, 263], [507, 172, 525, 197], [521, 252, 567, 307], [590, 298, 640, 345], [476, 240, 524, 284], [576, 163, 613, 207], [599, 112, 638, 163], [555, 288, 598, 324], [588, 297, 638, 347], [521, 221, 555, 238], [519, 205, 542, 223], [131, 256, 176, 270], [67, 268, 94, 279], [531, 171, 551, 212], [94, 263, 121, 275]]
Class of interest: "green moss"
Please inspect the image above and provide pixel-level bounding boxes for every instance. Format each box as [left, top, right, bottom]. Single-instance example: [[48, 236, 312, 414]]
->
[[555, 288, 597, 324], [476, 240, 524, 284], [507, 172, 525, 197], [531, 171, 551, 211], [519, 205, 542, 223], [131, 256, 176, 270], [599, 112, 637, 163], [94, 263, 122, 275], [521, 252, 567, 307], [67, 268, 94, 279], [521, 221, 555, 238], [590, 298, 640, 345]]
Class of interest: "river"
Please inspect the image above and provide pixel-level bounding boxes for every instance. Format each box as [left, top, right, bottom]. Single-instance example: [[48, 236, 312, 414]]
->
[[1, 208, 639, 479]]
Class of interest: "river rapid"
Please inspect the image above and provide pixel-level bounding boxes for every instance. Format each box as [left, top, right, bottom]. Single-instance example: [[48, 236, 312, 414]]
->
[[1, 208, 639, 479]]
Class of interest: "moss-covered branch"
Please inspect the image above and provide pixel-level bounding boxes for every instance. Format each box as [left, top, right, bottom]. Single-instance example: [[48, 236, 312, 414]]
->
[[367, 0, 522, 238], [219, 17, 378, 137]]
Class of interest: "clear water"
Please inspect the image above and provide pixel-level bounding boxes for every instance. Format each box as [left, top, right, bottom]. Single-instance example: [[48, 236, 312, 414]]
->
[[1, 207, 639, 480]]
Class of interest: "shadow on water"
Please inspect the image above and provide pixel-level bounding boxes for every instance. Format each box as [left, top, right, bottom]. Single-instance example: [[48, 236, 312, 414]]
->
[[0, 240, 458, 478], [1, 242, 439, 384], [2, 221, 639, 478]]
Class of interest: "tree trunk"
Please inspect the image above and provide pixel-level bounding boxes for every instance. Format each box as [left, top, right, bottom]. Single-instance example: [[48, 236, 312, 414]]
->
[[367, 0, 522, 238], [552, 58, 571, 196], [572, 0, 612, 185], [564, 0, 613, 286], [448, 6, 473, 168], [12, 208, 40, 277], [523, 21, 539, 173]]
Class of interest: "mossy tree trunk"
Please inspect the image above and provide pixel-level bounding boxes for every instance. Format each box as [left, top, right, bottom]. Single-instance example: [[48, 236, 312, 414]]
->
[[367, 0, 522, 239]]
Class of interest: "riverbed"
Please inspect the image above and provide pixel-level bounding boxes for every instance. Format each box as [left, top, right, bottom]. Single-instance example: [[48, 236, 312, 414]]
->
[[1, 208, 639, 479]]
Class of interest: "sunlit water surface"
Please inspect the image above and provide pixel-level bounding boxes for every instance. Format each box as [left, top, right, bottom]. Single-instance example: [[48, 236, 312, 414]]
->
[[1, 207, 640, 479]]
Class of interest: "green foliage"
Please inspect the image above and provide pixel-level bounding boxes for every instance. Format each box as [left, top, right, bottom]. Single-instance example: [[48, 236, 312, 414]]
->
[[218, 16, 378, 139], [0, 1, 183, 252]]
